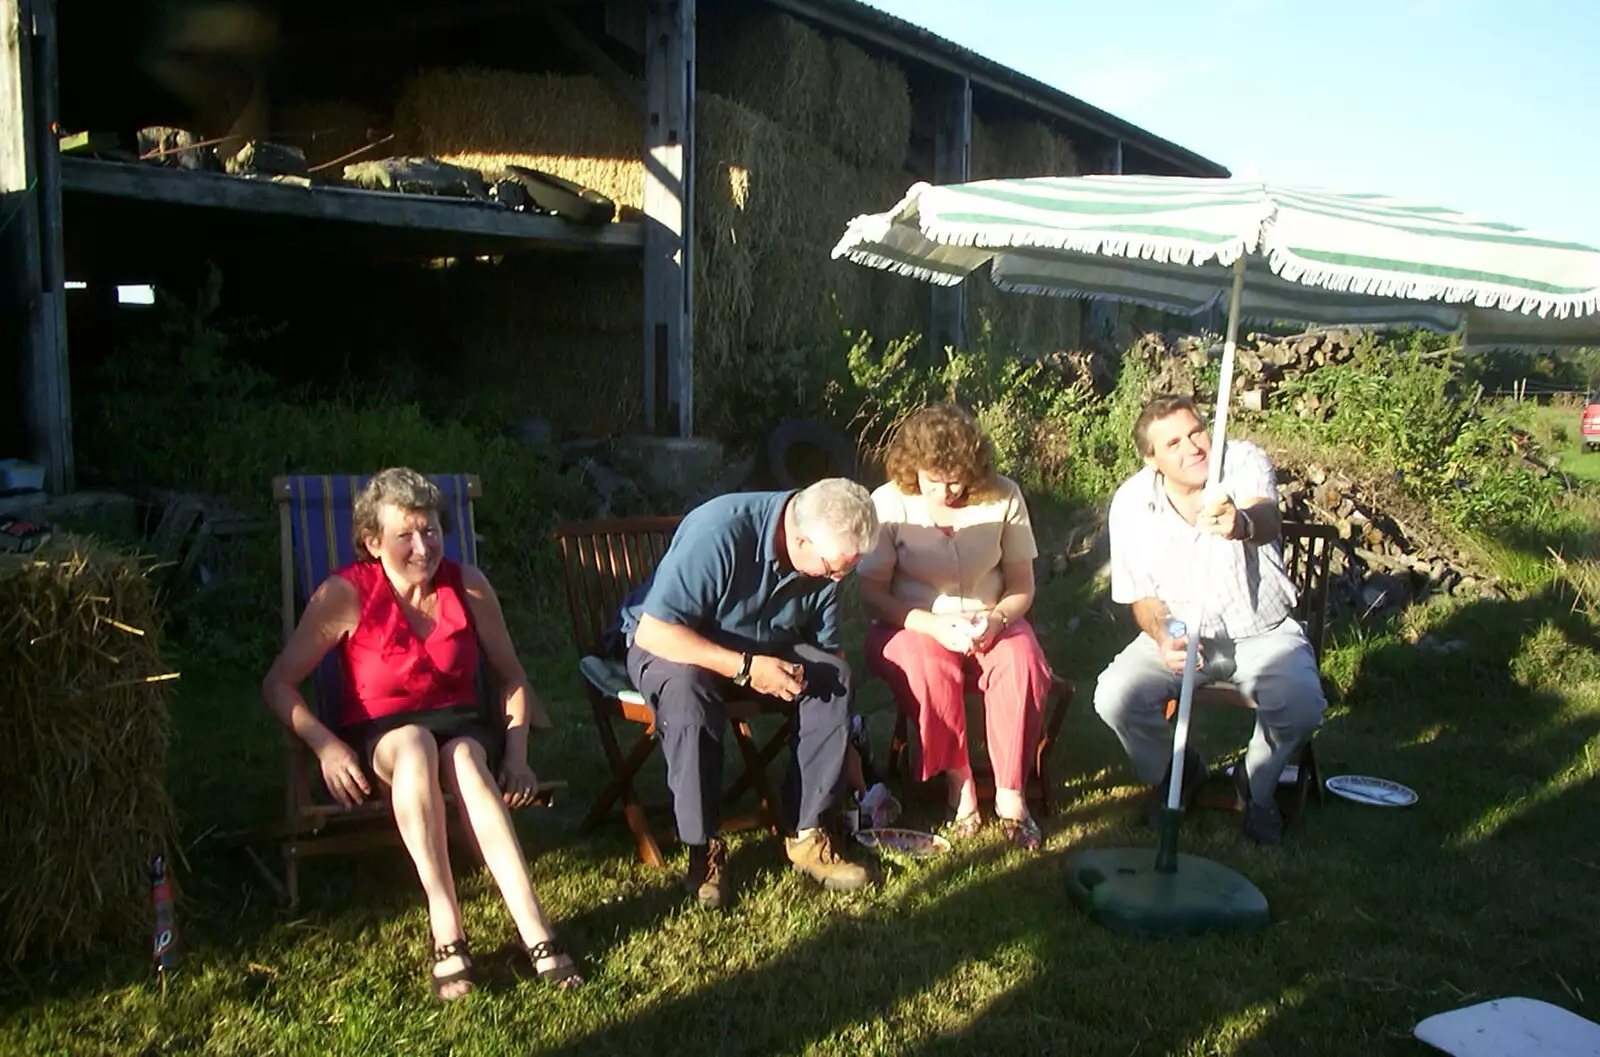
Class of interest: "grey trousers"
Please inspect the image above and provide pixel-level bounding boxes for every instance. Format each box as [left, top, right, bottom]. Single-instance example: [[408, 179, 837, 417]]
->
[[1092, 618, 1326, 802]]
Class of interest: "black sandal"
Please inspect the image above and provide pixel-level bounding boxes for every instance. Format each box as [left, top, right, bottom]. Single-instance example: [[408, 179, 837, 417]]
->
[[431, 938, 476, 1000], [526, 937, 583, 990]]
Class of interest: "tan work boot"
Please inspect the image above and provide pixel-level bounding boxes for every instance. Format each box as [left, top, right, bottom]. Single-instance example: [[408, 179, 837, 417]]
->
[[785, 828, 873, 891], [685, 838, 730, 909]]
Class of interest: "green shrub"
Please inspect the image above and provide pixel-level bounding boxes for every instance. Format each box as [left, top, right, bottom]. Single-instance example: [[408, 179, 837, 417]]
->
[[77, 269, 588, 665]]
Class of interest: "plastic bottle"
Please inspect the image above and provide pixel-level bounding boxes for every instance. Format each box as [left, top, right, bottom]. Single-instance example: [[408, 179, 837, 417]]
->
[[151, 854, 179, 986]]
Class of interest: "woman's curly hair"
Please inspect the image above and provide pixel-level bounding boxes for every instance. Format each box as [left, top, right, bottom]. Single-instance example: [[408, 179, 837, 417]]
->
[[351, 467, 448, 561], [884, 404, 999, 500]]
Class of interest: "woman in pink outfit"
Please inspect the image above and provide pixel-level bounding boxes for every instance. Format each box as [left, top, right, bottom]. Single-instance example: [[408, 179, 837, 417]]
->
[[858, 405, 1053, 850]]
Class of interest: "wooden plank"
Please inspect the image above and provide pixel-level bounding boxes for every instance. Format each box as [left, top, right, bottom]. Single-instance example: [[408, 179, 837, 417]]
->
[[30, 0, 68, 491], [642, 0, 695, 437], [545, 7, 645, 113], [60, 158, 646, 250], [0, 0, 24, 192], [604, 0, 647, 53], [928, 73, 970, 355]]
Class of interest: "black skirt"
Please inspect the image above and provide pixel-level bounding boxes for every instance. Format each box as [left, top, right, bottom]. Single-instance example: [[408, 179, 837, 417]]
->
[[340, 703, 505, 783]]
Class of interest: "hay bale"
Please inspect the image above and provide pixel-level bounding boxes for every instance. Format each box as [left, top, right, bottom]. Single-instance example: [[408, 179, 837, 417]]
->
[[969, 269, 1084, 359], [700, 11, 832, 142], [451, 257, 644, 436], [275, 99, 387, 169], [395, 69, 644, 213], [697, 92, 920, 371], [972, 114, 1081, 180], [826, 36, 911, 169], [701, 11, 911, 171], [0, 539, 179, 961]]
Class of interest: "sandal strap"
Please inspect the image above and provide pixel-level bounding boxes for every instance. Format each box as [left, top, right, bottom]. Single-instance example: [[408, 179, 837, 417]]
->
[[525, 937, 569, 962], [433, 938, 473, 963]]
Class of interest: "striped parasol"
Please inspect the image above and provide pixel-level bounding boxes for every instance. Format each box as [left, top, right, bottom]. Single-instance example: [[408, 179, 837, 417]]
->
[[832, 175, 1600, 347]]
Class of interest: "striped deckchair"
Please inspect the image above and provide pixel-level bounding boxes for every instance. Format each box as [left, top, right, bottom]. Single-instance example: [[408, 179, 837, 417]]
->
[[259, 473, 554, 907]]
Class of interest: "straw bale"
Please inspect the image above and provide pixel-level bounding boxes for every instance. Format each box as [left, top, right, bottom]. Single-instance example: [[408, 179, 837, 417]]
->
[[826, 36, 911, 169], [700, 11, 831, 142], [0, 538, 179, 961], [972, 114, 1081, 180], [275, 99, 387, 169], [697, 92, 921, 374], [969, 269, 1084, 359], [701, 12, 911, 171], [451, 257, 643, 436], [395, 69, 645, 213]]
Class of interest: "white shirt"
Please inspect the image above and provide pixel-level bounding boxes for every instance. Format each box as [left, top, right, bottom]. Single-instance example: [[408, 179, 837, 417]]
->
[[1108, 439, 1296, 639], [860, 475, 1038, 615]]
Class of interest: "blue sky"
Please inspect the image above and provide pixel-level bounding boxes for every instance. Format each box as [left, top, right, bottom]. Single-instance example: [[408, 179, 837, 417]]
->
[[861, 0, 1600, 248]]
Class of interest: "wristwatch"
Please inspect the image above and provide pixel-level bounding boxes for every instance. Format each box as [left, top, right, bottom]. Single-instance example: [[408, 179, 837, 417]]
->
[[732, 652, 753, 687]]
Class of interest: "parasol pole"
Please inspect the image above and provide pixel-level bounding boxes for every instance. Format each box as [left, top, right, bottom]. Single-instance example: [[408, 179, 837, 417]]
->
[[1155, 253, 1249, 872]]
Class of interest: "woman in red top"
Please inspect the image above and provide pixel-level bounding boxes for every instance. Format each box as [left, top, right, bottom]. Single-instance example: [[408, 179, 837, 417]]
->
[[262, 468, 579, 999]]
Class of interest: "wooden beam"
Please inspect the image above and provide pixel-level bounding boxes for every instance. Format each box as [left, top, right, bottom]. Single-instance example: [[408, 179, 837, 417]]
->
[[62, 158, 646, 250], [2, 0, 70, 492], [543, 7, 645, 114], [605, 0, 647, 54], [31, 0, 67, 491], [642, 0, 694, 437], [1, 0, 24, 192], [928, 73, 969, 356]]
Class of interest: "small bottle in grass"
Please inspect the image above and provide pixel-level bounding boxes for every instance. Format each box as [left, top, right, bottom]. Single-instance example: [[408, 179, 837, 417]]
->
[[151, 854, 179, 989]]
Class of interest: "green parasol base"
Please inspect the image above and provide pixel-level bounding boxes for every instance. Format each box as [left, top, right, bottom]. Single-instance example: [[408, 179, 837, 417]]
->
[[1066, 846, 1270, 939]]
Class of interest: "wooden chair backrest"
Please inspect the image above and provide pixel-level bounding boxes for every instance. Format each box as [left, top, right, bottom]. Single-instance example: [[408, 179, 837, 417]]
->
[[552, 516, 683, 659], [1279, 521, 1338, 663]]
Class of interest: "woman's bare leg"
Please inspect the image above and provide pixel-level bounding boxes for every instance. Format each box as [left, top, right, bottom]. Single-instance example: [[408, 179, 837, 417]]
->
[[371, 725, 470, 998], [441, 737, 579, 985]]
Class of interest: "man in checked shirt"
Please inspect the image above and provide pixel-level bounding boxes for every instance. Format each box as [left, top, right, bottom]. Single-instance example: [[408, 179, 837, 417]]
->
[[1093, 394, 1326, 845]]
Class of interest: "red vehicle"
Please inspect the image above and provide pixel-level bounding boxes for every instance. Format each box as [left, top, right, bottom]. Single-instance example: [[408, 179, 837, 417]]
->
[[1585, 388, 1600, 452]]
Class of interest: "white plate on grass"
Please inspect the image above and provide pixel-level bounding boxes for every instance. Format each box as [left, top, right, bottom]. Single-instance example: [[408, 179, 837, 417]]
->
[[1325, 774, 1418, 807], [1414, 996, 1600, 1056], [853, 827, 951, 860]]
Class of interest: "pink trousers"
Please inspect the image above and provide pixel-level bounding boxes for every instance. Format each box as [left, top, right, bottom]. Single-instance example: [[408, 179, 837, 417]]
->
[[866, 619, 1052, 789]]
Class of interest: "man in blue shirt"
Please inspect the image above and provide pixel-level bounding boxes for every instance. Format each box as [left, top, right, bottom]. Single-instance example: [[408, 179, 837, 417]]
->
[[620, 478, 880, 907]]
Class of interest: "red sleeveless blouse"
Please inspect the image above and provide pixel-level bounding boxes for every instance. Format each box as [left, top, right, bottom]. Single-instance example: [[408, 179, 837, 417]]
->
[[334, 558, 480, 727]]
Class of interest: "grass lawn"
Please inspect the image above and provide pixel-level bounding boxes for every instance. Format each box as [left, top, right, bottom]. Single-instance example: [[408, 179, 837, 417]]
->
[[1507, 400, 1600, 486], [5, 507, 1600, 1056]]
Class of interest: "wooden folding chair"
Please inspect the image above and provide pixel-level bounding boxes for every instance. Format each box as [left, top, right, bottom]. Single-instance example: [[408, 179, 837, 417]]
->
[[883, 671, 1076, 815], [1167, 520, 1337, 821], [552, 516, 798, 867], [250, 473, 556, 907]]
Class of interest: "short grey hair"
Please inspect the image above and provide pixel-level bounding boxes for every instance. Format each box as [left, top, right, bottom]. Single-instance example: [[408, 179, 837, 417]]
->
[[792, 478, 878, 555], [352, 467, 444, 560]]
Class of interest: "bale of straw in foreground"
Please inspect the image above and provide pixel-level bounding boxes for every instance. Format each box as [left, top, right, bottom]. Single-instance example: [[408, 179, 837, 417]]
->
[[395, 69, 645, 213], [0, 539, 179, 961]]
